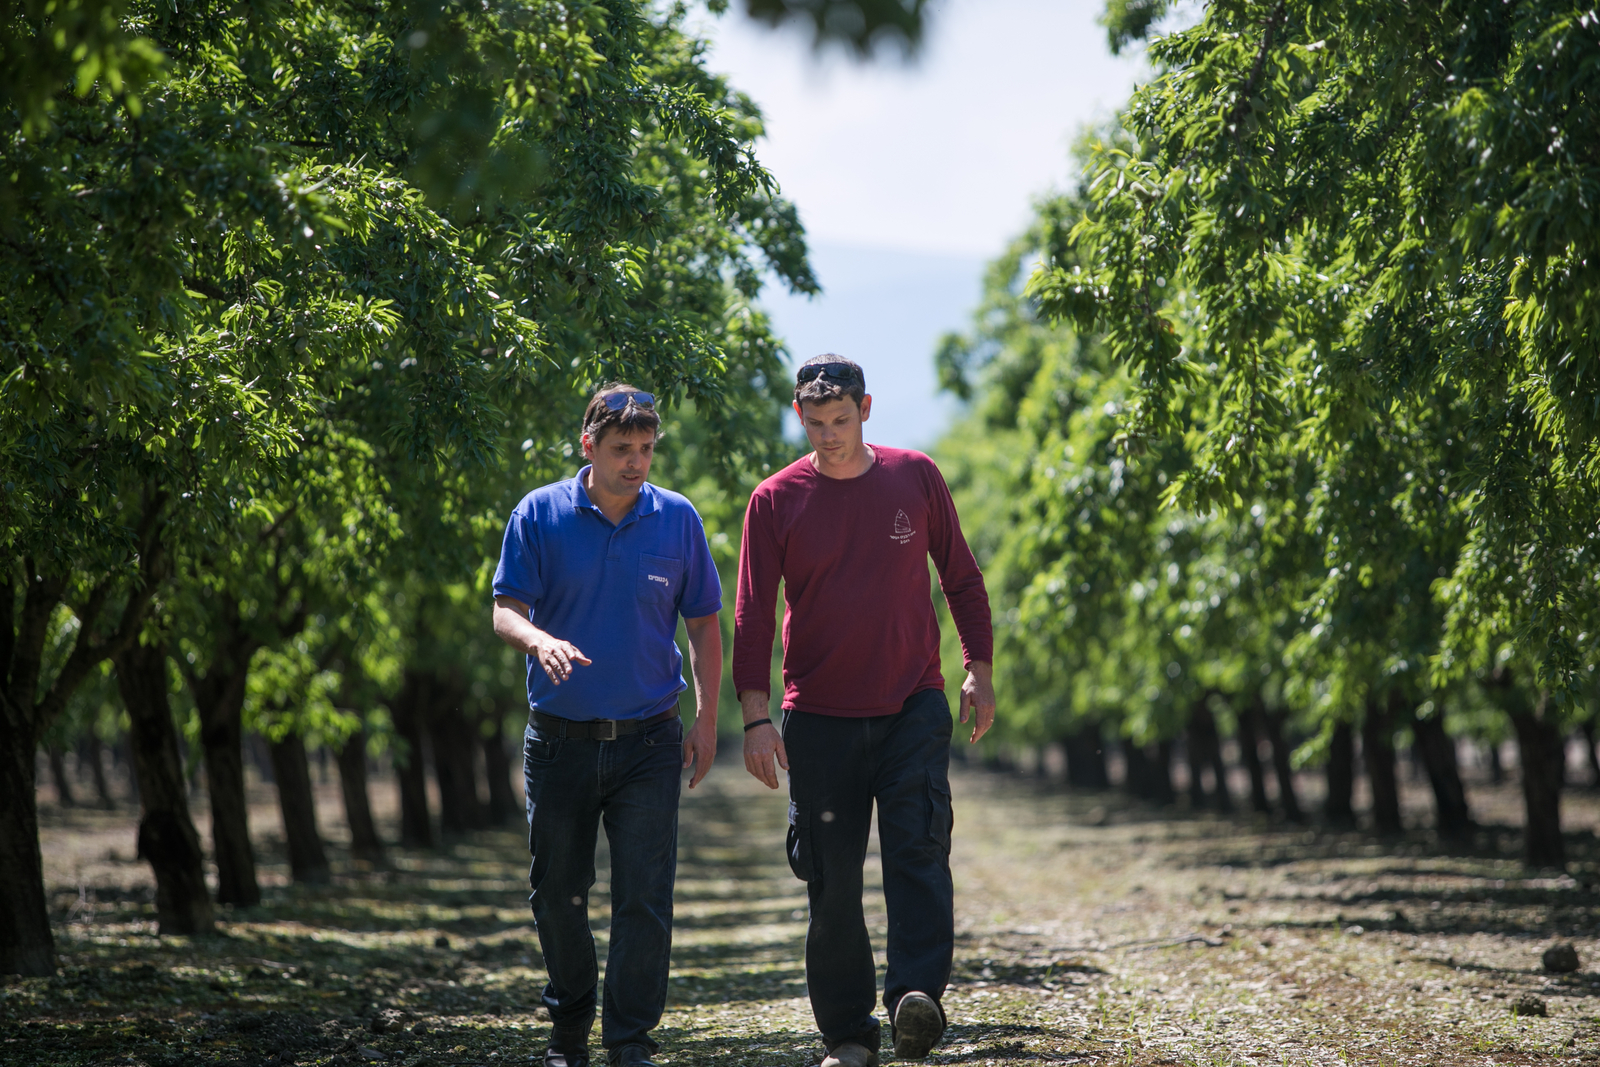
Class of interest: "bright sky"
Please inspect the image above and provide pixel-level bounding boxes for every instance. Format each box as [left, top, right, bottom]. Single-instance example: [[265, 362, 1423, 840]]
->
[[695, 0, 1148, 258], [693, 1, 1151, 447]]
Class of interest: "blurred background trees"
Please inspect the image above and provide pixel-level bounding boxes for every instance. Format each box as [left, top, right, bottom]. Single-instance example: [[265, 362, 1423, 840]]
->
[[9, 0, 1600, 986]]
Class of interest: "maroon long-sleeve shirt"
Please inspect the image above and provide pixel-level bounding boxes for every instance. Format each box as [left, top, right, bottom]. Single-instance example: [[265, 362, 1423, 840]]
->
[[733, 446, 993, 717]]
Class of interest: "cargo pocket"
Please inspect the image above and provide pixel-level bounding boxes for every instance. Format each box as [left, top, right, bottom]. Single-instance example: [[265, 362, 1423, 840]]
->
[[928, 772, 953, 853], [787, 800, 817, 884]]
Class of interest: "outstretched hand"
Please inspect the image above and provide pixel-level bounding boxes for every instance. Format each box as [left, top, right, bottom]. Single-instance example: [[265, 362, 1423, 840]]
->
[[531, 632, 591, 685], [960, 663, 996, 744]]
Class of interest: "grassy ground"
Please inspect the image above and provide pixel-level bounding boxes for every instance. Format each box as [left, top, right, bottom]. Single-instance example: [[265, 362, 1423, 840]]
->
[[9, 753, 1600, 1066]]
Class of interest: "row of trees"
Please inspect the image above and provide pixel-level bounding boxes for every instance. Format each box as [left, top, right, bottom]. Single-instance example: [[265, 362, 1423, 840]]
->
[[933, 0, 1598, 867], [0, 0, 907, 977]]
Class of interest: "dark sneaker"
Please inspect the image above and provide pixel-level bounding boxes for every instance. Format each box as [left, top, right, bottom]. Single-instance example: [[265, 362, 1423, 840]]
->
[[820, 1041, 879, 1067], [546, 1024, 591, 1067], [891, 991, 943, 1060], [607, 1044, 659, 1067]]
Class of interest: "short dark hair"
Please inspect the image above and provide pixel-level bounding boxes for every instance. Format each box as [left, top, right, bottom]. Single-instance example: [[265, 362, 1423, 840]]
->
[[582, 382, 660, 445], [793, 354, 866, 408]]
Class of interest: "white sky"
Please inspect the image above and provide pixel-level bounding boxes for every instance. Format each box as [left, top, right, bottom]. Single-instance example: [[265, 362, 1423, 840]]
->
[[695, 0, 1149, 257], [691, 1, 1153, 447]]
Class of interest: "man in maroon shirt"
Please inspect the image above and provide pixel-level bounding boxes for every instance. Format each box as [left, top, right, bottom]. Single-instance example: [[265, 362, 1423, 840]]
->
[[733, 355, 996, 1067]]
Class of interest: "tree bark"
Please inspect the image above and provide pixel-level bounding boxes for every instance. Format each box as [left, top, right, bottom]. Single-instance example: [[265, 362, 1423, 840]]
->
[[1185, 697, 1231, 812], [1262, 708, 1305, 823], [428, 687, 486, 837], [1410, 707, 1472, 841], [1362, 695, 1402, 835], [481, 712, 519, 825], [1487, 740, 1504, 784], [1236, 703, 1271, 815], [46, 745, 76, 807], [392, 670, 434, 848], [1324, 720, 1355, 826], [335, 728, 386, 862], [1509, 693, 1567, 869], [1063, 721, 1110, 789], [189, 629, 261, 906], [0, 712, 56, 975], [1582, 722, 1600, 788], [86, 734, 115, 809], [116, 640, 214, 936], [268, 733, 331, 885]]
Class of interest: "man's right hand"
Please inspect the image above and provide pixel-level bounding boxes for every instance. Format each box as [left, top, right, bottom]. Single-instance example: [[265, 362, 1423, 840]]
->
[[531, 631, 592, 685], [494, 597, 591, 684], [739, 690, 788, 789]]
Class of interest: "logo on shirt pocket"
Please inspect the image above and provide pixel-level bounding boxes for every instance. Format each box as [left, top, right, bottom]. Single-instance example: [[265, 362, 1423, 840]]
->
[[639, 553, 683, 603]]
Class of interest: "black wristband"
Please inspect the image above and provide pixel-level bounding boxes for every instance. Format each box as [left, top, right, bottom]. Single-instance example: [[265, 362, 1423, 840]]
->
[[743, 717, 773, 733]]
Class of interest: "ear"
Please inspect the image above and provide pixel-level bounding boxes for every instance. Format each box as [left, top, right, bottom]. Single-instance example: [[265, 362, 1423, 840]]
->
[[859, 394, 872, 422], [580, 432, 594, 458], [792, 401, 804, 421]]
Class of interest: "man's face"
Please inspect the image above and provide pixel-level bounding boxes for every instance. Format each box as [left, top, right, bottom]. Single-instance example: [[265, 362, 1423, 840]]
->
[[795, 395, 872, 461], [582, 427, 656, 498]]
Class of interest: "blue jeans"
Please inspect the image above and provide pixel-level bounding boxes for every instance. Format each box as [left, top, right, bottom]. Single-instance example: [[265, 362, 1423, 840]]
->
[[782, 688, 955, 1053], [523, 716, 683, 1054]]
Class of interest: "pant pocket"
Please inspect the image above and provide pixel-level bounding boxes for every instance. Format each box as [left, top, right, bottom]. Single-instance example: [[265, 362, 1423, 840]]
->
[[786, 800, 817, 883], [927, 771, 953, 853]]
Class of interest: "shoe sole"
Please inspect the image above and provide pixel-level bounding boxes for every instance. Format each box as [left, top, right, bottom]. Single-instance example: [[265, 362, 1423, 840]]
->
[[893, 993, 943, 1059]]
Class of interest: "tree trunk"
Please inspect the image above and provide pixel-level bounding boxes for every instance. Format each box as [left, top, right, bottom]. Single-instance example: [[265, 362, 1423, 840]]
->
[[1152, 740, 1176, 804], [1362, 695, 1402, 835], [481, 712, 519, 825], [429, 697, 485, 836], [1325, 720, 1355, 827], [116, 640, 214, 936], [1582, 722, 1600, 788], [1185, 697, 1231, 812], [268, 733, 331, 885], [1063, 721, 1110, 789], [1509, 693, 1567, 869], [191, 649, 261, 906], [0, 714, 56, 975], [46, 744, 76, 807], [85, 735, 115, 809], [1410, 707, 1472, 841], [1262, 709, 1305, 823], [1236, 703, 1271, 815], [335, 728, 386, 862], [1488, 740, 1504, 784], [392, 670, 434, 847]]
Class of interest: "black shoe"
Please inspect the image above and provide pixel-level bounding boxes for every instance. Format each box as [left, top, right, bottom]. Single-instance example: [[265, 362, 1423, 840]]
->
[[546, 1024, 592, 1067], [607, 1043, 659, 1067], [891, 991, 944, 1060]]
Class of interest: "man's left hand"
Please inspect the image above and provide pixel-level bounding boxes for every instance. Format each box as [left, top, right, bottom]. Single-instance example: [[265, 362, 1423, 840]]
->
[[683, 713, 717, 789], [959, 663, 996, 744]]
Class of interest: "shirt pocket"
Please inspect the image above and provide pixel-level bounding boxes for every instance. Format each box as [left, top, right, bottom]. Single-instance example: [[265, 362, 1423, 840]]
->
[[638, 553, 683, 605]]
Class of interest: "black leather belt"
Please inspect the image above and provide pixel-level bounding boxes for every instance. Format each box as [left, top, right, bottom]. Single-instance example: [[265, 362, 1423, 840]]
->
[[530, 707, 676, 740]]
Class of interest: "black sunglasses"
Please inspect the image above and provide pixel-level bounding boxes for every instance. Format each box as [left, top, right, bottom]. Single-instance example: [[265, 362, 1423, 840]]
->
[[796, 362, 863, 387], [600, 390, 655, 411]]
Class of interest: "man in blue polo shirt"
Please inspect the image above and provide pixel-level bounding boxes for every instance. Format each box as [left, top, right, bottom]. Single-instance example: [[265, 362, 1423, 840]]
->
[[492, 383, 722, 1067]]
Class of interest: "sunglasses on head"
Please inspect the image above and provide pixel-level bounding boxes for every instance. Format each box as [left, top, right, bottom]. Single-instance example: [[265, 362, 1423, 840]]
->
[[600, 390, 655, 411], [796, 362, 863, 387]]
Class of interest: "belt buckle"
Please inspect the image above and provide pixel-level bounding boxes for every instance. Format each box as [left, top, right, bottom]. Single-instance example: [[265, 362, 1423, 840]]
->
[[595, 719, 618, 741]]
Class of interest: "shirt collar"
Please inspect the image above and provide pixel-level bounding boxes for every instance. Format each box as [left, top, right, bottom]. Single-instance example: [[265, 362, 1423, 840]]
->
[[572, 466, 659, 524]]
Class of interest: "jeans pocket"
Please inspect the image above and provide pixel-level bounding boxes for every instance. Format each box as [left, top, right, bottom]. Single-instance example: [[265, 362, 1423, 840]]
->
[[787, 800, 817, 884], [524, 728, 562, 765], [643, 715, 683, 747], [927, 771, 953, 853]]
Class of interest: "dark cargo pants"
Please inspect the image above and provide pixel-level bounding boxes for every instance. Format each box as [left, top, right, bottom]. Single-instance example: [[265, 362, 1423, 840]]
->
[[782, 688, 955, 1053]]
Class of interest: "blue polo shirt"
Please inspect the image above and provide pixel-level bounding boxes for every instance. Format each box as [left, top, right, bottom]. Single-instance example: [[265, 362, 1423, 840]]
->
[[492, 468, 722, 721]]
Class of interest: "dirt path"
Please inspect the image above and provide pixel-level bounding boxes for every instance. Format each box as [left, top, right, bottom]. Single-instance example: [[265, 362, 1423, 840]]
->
[[7, 758, 1600, 1066]]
